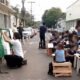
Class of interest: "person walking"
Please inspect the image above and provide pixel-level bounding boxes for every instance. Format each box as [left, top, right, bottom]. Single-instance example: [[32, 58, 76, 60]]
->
[[39, 22, 47, 49]]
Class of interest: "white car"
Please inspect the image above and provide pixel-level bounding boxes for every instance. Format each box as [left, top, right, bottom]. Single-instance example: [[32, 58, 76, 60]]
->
[[23, 27, 34, 39]]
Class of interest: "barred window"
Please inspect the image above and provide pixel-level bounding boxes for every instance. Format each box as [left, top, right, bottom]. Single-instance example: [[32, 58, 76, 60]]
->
[[0, 0, 8, 5]]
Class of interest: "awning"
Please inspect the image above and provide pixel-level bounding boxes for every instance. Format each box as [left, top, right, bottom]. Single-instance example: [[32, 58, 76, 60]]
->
[[0, 2, 15, 15]]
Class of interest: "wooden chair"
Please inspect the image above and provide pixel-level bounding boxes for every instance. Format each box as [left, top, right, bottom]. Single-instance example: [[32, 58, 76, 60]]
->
[[52, 61, 72, 77]]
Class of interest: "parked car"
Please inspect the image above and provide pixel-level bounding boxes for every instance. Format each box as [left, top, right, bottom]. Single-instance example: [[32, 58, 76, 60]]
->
[[22, 27, 35, 39]]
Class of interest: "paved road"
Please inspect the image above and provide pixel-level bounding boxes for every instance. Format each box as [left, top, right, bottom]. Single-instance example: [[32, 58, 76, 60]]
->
[[0, 34, 80, 80]]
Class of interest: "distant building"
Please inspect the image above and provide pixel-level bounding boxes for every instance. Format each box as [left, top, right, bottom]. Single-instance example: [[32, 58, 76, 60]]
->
[[0, 0, 14, 28], [56, 18, 66, 32], [66, 0, 80, 30]]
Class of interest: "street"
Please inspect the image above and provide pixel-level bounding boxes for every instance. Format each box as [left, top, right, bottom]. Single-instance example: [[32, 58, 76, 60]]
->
[[0, 33, 80, 80]]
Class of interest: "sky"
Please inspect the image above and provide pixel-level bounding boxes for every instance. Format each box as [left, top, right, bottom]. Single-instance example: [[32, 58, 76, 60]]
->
[[10, 0, 77, 21]]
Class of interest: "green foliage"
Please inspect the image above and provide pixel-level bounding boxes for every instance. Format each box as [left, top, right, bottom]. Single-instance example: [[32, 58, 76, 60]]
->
[[42, 7, 63, 28], [24, 12, 34, 26], [12, 7, 19, 18], [12, 6, 34, 27], [33, 21, 41, 28]]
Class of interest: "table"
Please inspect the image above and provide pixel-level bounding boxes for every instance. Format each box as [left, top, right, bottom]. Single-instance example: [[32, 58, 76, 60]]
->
[[47, 43, 54, 56]]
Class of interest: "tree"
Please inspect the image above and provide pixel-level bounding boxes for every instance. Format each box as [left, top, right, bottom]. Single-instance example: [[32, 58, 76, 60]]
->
[[21, 11, 34, 27], [20, 8, 26, 26], [33, 21, 41, 28], [42, 7, 63, 28], [60, 13, 66, 19]]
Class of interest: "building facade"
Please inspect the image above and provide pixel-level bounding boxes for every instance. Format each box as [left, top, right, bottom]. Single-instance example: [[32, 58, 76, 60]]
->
[[66, 0, 80, 30], [0, 0, 14, 29], [56, 18, 66, 32]]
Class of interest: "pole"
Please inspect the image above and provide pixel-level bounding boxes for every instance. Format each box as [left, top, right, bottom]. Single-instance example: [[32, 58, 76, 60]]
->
[[22, 0, 25, 27], [28, 1, 35, 25], [22, 0, 25, 8]]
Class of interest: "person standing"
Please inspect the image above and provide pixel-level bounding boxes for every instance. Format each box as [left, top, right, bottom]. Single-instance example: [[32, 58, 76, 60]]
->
[[39, 22, 47, 49], [17, 24, 24, 41]]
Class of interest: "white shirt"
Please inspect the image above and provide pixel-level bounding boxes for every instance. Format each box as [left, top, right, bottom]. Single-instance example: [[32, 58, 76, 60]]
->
[[3, 41, 11, 55], [10, 39, 24, 58], [2, 35, 11, 55], [12, 27, 18, 33]]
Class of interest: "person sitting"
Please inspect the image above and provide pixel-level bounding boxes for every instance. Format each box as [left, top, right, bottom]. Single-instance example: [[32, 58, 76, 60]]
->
[[69, 33, 78, 48], [76, 24, 80, 37], [2, 32, 27, 68], [66, 45, 78, 67], [48, 43, 66, 75]]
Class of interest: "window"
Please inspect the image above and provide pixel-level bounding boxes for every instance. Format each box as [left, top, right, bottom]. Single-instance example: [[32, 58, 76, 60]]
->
[[0, 0, 4, 3], [0, 0, 8, 5], [4, 15, 7, 28], [6, 0, 9, 5]]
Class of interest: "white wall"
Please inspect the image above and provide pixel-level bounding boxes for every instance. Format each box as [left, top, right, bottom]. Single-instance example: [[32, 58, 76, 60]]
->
[[0, 0, 13, 29], [0, 13, 11, 29], [10, 15, 16, 28], [66, 20, 76, 30], [57, 19, 66, 32], [0, 13, 5, 28], [10, 15, 20, 28], [66, 0, 80, 21], [6, 15, 11, 28]]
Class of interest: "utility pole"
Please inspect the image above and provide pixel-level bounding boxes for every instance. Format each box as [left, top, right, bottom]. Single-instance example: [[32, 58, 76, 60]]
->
[[22, 0, 25, 9], [28, 1, 35, 26], [21, 0, 26, 27]]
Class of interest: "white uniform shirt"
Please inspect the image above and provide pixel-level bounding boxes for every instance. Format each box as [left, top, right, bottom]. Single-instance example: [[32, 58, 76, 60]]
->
[[10, 39, 24, 58], [3, 41, 11, 55]]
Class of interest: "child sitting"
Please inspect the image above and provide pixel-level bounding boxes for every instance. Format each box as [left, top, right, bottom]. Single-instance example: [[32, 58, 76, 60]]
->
[[55, 43, 66, 62], [48, 43, 66, 75]]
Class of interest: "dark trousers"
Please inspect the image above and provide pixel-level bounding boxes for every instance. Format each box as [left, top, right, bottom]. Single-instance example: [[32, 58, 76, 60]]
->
[[19, 32, 23, 40], [4, 55, 23, 68], [39, 35, 45, 48], [48, 62, 53, 75]]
